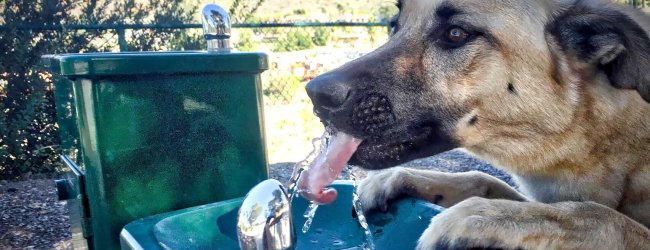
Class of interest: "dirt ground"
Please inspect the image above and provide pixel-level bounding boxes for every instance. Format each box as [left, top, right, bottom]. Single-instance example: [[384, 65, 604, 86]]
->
[[0, 179, 71, 249], [0, 150, 507, 250]]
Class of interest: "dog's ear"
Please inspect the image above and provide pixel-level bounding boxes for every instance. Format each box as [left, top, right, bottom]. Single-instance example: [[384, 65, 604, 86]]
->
[[548, 2, 650, 102]]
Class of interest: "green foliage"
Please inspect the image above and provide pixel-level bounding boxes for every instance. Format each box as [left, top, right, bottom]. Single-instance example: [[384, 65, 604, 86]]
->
[[0, 0, 198, 180], [293, 9, 306, 15], [273, 29, 314, 52], [229, 0, 267, 23], [612, 0, 649, 7], [312, 27, 330, 46], [113, 0, 202, 51], [335, 3, 345, 13], [242, 16, 276, 37], [377, 5, 398, 22], [236, 29, 258, 52]]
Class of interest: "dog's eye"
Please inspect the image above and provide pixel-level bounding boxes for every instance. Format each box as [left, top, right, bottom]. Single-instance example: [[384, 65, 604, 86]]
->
[[446, 27, 470, 43]]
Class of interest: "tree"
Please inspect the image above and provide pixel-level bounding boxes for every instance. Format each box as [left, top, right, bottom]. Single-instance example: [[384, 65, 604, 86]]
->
[[0, 0, 199, 180], [229, 0, 267, 23]]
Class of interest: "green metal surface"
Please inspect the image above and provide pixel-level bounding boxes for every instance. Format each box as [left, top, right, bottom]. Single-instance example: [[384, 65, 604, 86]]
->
[[59, 155, 92, 249], [42, 55, 85, 164], [43, 55, 92, 249], [46, 51, 269, 250], [56, 52, 268, 76], [120, 181, 443, 250], [120, 198, 245, 250]]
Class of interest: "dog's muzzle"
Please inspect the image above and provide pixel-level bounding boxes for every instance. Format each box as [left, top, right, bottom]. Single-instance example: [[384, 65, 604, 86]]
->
[[352, 93, 395, 135], [306, 72, 396, 137]]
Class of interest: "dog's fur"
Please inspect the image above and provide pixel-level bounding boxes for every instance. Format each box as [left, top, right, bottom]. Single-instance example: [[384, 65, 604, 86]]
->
[[305, 0, 650, 249]]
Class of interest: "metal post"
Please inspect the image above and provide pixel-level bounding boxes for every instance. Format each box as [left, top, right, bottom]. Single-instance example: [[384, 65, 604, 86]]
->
[[116, 28, 128, 52]]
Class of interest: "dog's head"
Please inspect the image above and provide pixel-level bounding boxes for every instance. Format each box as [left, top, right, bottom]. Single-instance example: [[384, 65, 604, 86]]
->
[[307, 0, 650, 170]]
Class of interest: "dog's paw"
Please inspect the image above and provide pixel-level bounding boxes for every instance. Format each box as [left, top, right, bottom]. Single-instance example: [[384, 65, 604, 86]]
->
[[357, 167, 411, 212], [417, 197, 523, 250], [415, 198, 619, 250]]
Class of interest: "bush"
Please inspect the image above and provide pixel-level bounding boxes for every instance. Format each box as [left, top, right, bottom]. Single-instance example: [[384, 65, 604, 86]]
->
[[312, 27, 330, 46], [236, 29, 258, 52], [273, 29, 314, 52]]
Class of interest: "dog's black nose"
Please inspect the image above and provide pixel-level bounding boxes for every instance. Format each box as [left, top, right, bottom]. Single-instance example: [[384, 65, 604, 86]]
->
[[306, 73, 351, 110]]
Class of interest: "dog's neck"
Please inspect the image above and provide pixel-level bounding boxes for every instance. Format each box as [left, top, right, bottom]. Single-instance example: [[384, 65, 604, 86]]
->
[[546, 83, 649, 176], [476, 80, 650, 179]]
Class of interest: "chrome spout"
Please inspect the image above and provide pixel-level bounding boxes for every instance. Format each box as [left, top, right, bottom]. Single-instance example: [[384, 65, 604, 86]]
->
[[237, 179, 296, 250], [201, 3, 231, 52]]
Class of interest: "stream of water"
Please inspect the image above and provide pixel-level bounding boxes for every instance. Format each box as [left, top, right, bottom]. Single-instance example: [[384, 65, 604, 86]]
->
[[287, 134, 327, 233], [287, 132, 374, 249], [348, 166, 375, 250]]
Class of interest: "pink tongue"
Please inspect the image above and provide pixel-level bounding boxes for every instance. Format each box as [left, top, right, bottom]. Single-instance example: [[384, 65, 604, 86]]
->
[[297, 132, 362, 204]]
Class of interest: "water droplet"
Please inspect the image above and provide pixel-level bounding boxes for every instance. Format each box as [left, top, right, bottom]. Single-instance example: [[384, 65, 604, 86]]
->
[[302, 202, 319, 233], [349, 166, 375, 250]]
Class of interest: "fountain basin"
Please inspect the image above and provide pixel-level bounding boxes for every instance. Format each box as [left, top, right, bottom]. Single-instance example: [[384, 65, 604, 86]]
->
[[120, 180, 443, 249]]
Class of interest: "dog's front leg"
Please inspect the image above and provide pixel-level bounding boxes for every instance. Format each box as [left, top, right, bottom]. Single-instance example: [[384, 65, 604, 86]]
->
[[357, 167, 527, 211], [418, 197, 650, 250]]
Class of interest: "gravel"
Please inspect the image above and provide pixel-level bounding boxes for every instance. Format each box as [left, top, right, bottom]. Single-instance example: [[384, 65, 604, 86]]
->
[[1, 149, 509, 249], [0, 179, 71, 250]]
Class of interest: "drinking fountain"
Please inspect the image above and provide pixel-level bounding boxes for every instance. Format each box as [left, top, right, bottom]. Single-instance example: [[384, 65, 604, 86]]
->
[[46, 3, 268, 249]]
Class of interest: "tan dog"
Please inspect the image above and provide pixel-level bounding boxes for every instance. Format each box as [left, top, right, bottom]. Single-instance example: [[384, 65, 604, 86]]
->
[[304, 0, 650, 248]]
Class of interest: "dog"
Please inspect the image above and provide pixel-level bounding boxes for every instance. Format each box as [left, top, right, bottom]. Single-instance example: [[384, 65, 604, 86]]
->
[[305, 0, 650, 249]]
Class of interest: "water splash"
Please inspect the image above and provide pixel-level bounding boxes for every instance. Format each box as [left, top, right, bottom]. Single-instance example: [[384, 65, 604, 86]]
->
[[287, 132, 375, 249], [287, 132, 329, 234], [302, 202, 320, 233], [349, 166, 375, 250], [287, 133, 328, 201]]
